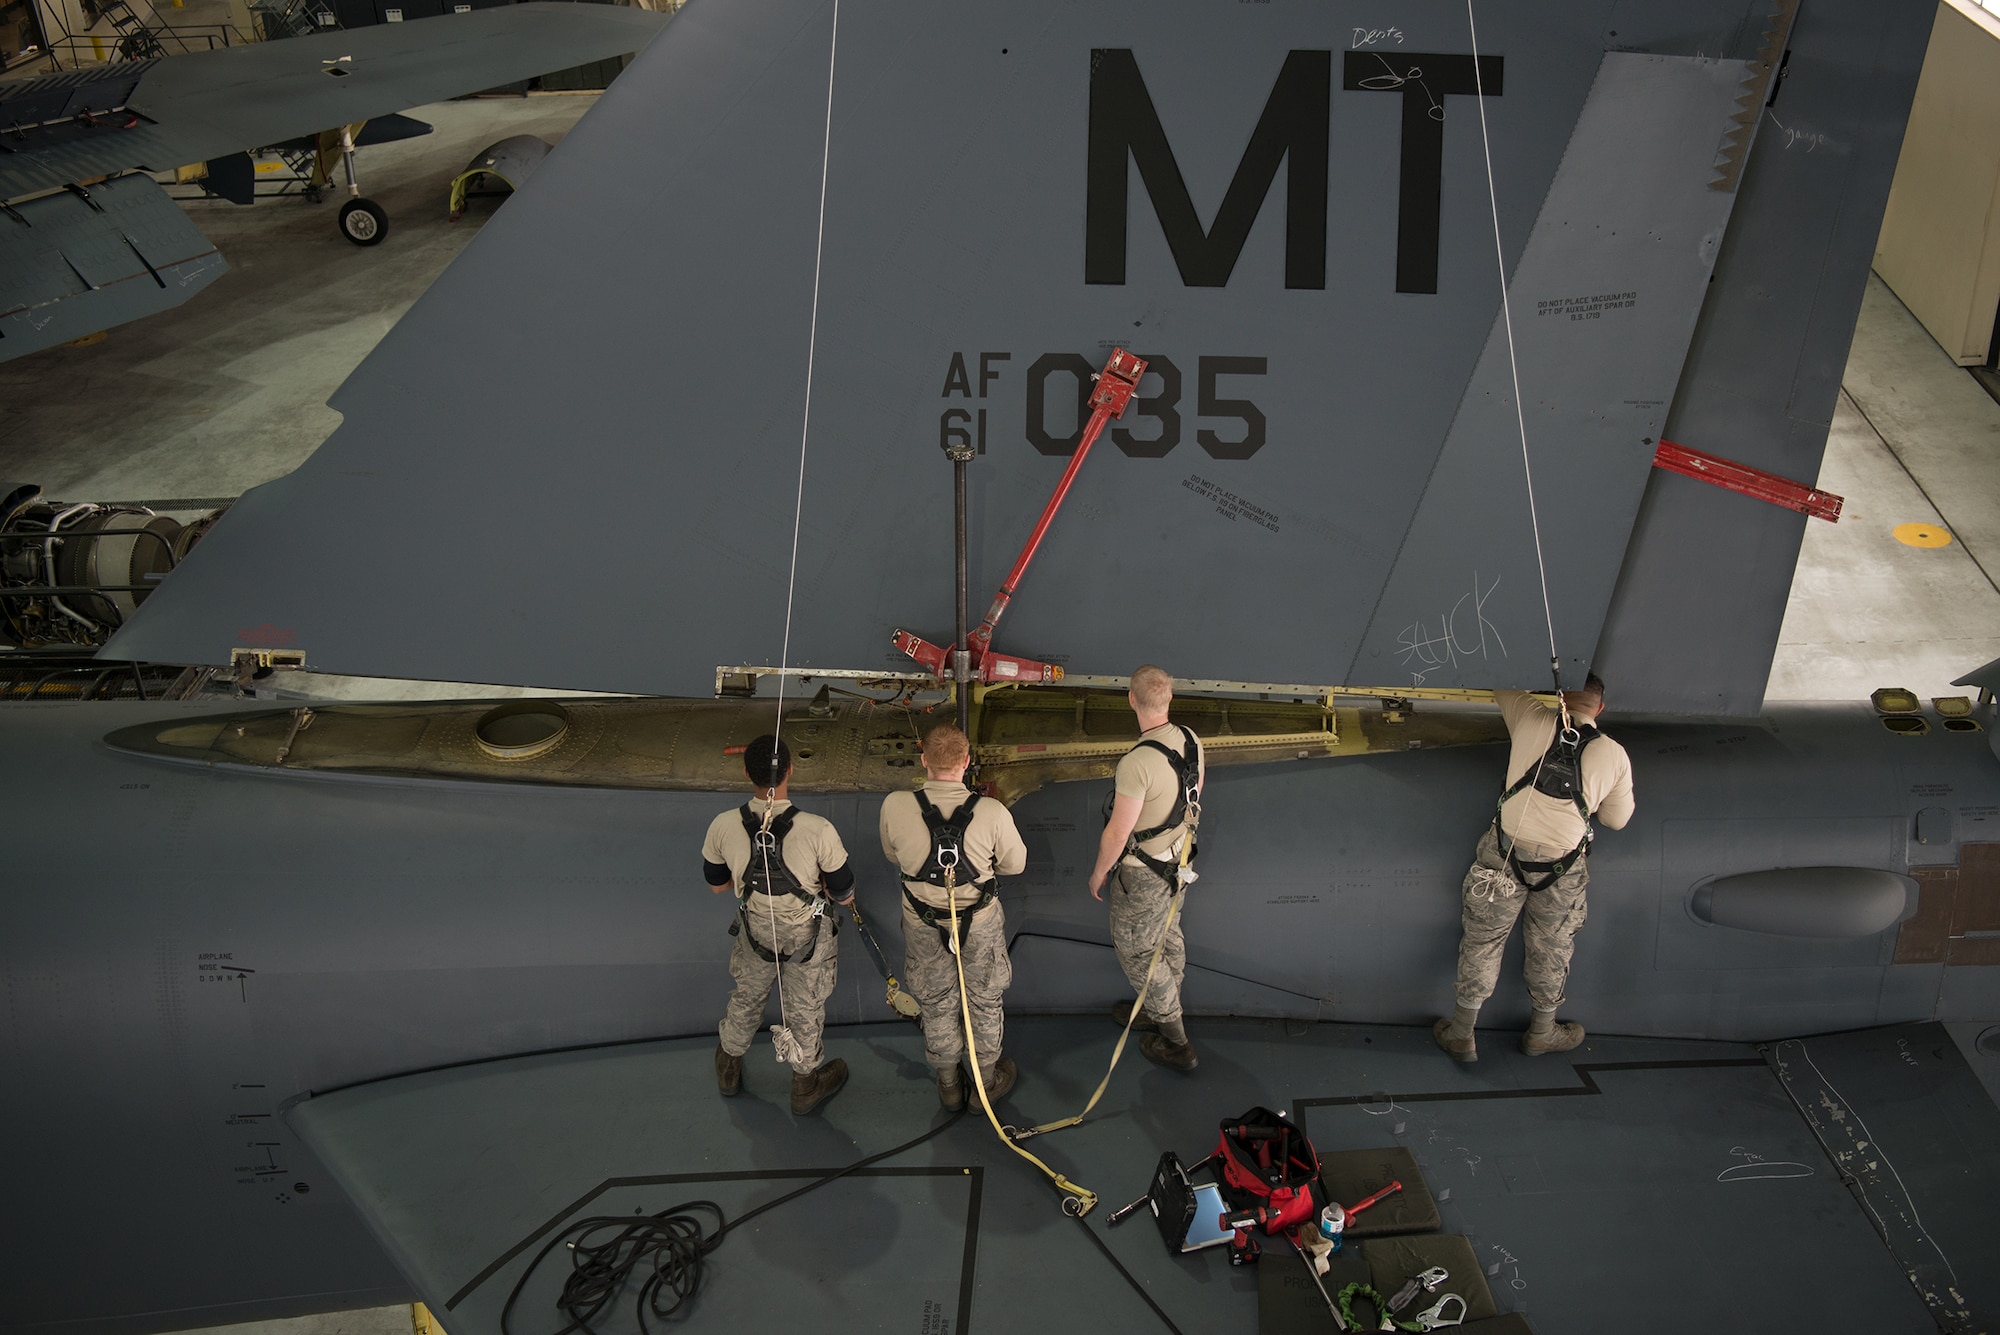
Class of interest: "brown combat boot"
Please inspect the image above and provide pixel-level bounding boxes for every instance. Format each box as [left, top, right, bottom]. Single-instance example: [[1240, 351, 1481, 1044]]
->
[[1140, 1033, 1198, 1072], [1521, 1019, 1585, 1056], [1433, 1018, 1477, 1064], [936, 1065, 965, 1112], [790, 1057, 848, 1115], [715, 1045, 743, 1096], [1111, 1001, 1159, 1032], [968, 1056, 1017, 1109]]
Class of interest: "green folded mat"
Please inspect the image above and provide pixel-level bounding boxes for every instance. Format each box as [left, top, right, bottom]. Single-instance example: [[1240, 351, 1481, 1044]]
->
[[1317, 1146, 1443, 1239], [1259, 1232, 1512, 1334]]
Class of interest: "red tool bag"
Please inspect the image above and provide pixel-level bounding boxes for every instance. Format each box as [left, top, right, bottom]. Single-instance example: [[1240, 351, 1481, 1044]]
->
[[1212, 1107, 1322, 1264]]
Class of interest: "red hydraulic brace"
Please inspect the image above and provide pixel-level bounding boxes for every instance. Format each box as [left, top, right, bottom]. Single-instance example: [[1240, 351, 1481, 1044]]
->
[[1653, 439, 1843, 522], [894, 348, 1148, 684]]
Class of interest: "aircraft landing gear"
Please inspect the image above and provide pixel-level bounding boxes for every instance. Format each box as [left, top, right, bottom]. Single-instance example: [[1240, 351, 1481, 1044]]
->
[[338, 198, 388, 246], [332, 123, 388, 247]]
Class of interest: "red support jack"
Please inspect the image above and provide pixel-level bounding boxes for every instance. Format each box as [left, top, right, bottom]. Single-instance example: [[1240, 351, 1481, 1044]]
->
[[894, 348, 1148, 685], [1652, 439, 1844, 522]]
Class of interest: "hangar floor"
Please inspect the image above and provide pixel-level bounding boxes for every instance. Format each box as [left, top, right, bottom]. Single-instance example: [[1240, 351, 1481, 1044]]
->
[[1, 92, 1998, 1335]]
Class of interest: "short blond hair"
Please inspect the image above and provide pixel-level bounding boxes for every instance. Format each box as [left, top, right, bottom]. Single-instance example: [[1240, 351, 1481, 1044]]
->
[[921, 723, 970, 772], [1130, 664, 1173, 713]]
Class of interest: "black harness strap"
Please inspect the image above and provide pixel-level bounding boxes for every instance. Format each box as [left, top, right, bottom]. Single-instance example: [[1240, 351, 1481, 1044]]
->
[[737, 804, 819, 905], [912, 789, 986, 886], [1125, 726, 1201, 883], [1495, 723, 1601, 891], [730, 803, 833, 963], [730, 911, 830, 964], [902, 884, 997, 948], [905, 789, 998, 948]]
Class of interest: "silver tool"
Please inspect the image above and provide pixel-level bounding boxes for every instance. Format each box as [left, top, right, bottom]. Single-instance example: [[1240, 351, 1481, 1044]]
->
[[1288, 1233, 1348, 1331], [1385, 1266, 1450, 1314], [1105, 1191, 1152, 1226], [1412, 1293, 1467, 1330]]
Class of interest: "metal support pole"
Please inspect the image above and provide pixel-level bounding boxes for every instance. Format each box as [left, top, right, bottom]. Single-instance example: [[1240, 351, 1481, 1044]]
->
[[953, 450, 970, 736]]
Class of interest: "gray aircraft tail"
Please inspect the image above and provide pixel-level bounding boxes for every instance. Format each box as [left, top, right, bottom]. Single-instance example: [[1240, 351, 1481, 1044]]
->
[[103, 0, 1933, 713]]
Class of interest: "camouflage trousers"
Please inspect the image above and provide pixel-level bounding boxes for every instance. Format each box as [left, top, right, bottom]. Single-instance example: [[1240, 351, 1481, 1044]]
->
[[1454, 825, 1589, 1013], [1109, 862, 1186, 1031], [717, 908, 837, 1075], [903, 897, 1011, 1075]]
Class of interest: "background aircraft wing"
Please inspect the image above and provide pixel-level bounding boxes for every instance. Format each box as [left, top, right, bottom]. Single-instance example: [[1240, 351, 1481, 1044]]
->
[[0, 2, 670, 203], [104, 0, 1930, 711], [0, 171, 226, 359]]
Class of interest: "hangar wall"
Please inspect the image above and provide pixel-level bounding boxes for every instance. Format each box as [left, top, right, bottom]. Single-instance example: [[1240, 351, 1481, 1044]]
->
[[1874, 0, 2000, 367]]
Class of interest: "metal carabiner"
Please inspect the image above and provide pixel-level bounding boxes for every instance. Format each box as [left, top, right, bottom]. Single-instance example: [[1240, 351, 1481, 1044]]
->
[[1413, 1294, 1466, 1330]]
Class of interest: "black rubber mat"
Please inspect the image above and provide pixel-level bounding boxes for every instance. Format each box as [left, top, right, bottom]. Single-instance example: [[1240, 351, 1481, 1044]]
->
[[1318, 1145, 1442, 1239]]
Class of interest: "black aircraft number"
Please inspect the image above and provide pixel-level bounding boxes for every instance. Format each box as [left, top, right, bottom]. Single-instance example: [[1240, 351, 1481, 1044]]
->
[[1024, 352, 1266, 459], [942, 349, 1268, 460]]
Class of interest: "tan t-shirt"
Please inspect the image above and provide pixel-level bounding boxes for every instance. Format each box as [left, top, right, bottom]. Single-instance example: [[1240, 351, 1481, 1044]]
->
[[702, 797, 849, 928], [1114, 722, 1205, 866], [1494, 691, 1635, 856], [879, 779, 1027, 910]]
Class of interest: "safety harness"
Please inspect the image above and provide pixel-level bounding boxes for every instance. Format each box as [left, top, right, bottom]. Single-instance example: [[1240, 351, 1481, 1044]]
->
[[902, 789, 996, 943], [1124, 725, 1202, 882], [1493, 721, 1600, 891], [728, 803, 835, 964]]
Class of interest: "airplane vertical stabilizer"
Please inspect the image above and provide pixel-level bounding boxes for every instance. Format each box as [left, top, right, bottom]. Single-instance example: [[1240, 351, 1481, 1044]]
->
[[103, 1, 1925, 707]]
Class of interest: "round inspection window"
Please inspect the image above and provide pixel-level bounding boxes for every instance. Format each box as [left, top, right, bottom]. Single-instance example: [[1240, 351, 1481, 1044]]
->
[[475, 701, 571, 760]]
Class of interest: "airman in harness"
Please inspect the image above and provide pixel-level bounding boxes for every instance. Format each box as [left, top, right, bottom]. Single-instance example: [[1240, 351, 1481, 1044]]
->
[[702, 735, 856, 1114], [1089, 664, 1205, 1072], [1435, 674, 1635, 1063], [879, 723, 1027, 1112]]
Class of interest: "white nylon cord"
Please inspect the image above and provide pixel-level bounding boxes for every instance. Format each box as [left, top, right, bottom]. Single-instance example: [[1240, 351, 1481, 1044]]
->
[[772, 0, 841, 741], [760, 0, 842, 1064], [1465, 1, 1562, 692]]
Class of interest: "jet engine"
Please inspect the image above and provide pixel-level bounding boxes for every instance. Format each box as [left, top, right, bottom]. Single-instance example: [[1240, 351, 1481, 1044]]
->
[[0, 484, 225, 648]]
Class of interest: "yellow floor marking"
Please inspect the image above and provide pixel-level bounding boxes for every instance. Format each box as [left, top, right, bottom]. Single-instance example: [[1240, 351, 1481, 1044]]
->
[[1893, 522, 1953, 548]]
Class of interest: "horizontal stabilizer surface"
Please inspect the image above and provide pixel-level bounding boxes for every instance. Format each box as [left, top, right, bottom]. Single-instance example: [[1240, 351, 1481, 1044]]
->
[[0, 173, 225, 360]]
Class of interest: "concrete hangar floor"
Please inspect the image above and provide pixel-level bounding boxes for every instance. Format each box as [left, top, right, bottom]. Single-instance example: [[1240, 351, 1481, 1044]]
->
[[4, 95, 2000, 1335]]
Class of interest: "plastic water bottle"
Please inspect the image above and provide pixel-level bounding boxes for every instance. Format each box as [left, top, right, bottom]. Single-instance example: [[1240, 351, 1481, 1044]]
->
[[1318, 1202, 1346, 1252]]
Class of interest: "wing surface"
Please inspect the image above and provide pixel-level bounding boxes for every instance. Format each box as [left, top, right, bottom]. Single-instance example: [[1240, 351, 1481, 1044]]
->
[[105, 0, 1872, 696], [0, 3, 668, 203], [0, 172, 226, 359], [284, 1021, 1999, 1335]]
